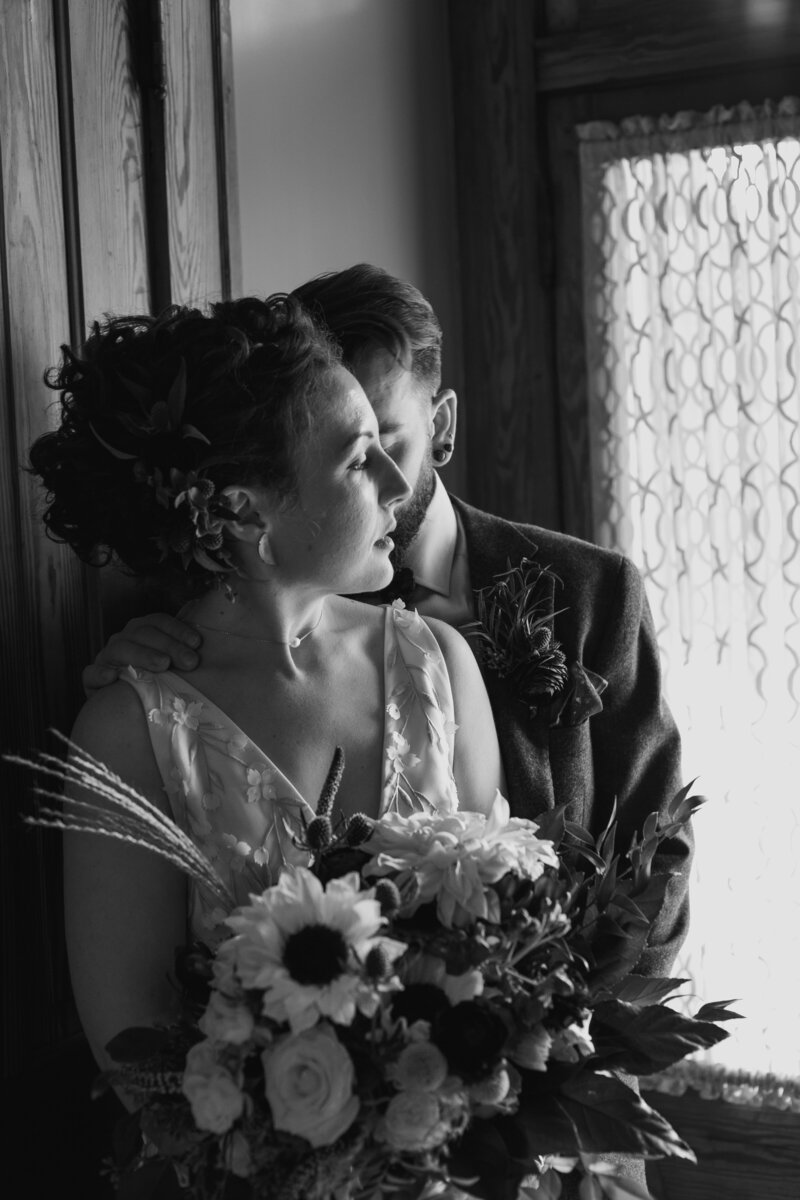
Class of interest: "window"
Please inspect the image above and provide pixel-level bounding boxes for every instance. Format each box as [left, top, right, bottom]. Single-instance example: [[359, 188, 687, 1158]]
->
[[579, 99, 800, 1082]]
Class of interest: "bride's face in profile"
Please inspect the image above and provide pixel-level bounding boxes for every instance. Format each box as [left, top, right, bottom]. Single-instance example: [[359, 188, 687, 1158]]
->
[[267, 365, 412, 595]]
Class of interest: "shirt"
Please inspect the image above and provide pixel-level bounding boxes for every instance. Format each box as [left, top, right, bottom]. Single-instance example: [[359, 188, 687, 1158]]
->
[[404, 476, 475, 628]]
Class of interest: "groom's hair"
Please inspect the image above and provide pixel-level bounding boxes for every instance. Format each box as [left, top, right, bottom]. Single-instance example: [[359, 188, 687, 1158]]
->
[[292, 264, 443, 392]]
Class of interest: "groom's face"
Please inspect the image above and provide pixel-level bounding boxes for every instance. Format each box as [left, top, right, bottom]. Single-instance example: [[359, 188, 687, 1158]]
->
[[349, 346, 437, 562]]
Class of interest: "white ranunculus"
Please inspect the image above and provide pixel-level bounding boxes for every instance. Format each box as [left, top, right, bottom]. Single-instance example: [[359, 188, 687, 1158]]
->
[[550, 1011, 595, 1064], [182, 1039, 244, 1134], [362, 793, 558, 928], [389, 1041, 449, 1093], [507, 1024, 553, 1071], [262, 1024, 359, 1147], [381, 1090, 449, 1152], [198, 990, 255, 1045]]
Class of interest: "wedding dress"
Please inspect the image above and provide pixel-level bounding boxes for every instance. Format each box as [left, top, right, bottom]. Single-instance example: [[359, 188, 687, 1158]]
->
[[122, 602, 459, 942]]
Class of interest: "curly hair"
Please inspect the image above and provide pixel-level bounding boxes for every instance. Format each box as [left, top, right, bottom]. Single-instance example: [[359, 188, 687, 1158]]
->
[[29, 295, 340, 585], [292, 264, 442, 391]]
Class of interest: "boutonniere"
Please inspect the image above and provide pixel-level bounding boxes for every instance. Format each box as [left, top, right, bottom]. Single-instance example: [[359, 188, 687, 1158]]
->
[[465, 557, 607, 728]]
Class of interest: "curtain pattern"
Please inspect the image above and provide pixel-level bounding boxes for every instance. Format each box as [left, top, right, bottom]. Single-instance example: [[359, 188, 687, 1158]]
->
[[578, 99, 800, 1078]]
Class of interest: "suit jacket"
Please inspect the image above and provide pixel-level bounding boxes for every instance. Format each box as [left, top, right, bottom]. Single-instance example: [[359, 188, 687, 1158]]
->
[[452, 497, 693, 1196], [452, 496, 692, 979]]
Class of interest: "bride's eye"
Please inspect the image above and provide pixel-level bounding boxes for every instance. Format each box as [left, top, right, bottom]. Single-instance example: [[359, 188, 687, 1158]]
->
[[349, 455, 368, 471]]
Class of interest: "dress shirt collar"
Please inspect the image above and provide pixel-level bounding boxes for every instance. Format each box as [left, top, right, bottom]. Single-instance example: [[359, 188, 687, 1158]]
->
[[403, 474, 457, 597]]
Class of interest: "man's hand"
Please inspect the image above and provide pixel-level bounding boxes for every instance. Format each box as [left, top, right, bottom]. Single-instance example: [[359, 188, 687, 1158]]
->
[[82, 614, 202, 695]]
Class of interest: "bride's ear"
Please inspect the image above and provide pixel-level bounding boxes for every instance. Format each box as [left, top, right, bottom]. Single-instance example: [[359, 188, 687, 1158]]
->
[[219, 485, 270, 545]]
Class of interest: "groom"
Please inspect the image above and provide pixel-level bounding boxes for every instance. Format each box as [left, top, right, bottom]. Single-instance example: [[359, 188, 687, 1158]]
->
[[85, 264, 691, 983]]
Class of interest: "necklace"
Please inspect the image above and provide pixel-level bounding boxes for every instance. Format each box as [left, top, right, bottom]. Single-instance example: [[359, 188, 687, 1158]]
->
[[191, 612, 323, 649]]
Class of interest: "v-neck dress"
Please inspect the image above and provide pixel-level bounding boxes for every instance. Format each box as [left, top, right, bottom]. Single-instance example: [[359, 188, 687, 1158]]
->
[[121, 602, 459, 943]]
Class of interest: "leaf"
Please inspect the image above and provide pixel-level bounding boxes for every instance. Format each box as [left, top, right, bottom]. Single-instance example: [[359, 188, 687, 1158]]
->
[[565, 820, 596, 846], [166, 356, 187, 429], [117, 370, 156, 414], [88, 421, 138, 459], [181, 422, 210, 444], [106, 1026, 171, 1062], [117, 1158, 182, 1200], [557, 1071, 696, 1160], [590, 999, 730, 1073], [694, 999, 743, 1022], [610, 976, 691, 1006], [667, 781, 708, 827], [111, 1109, 143, 1169], [596, 1172, 657, 1200], [534, 805, 569, 847], [448, 1117, 529, 1200]]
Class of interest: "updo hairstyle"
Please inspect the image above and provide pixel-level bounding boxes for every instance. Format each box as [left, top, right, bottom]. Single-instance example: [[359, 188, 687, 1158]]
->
[[29, 295, 340, 586]]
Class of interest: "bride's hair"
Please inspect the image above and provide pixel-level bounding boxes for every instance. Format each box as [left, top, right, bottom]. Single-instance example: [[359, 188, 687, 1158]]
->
[[29, 294, 339, 585]]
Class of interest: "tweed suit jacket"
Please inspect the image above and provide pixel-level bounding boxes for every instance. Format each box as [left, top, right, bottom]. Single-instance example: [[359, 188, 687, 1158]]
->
[[451, 497, 692, 982]]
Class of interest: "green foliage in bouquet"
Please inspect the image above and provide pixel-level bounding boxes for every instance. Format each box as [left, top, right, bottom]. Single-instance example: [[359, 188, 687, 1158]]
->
[[13, 741, 738, 1200]]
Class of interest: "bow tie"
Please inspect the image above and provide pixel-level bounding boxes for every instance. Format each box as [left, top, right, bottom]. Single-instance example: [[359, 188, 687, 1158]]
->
[[354, 566, 417, 610]]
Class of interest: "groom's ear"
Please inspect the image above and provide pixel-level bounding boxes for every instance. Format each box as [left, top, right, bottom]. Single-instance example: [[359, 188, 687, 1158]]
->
[[219, 485, 269, 544], [431, 388, 457, 460]]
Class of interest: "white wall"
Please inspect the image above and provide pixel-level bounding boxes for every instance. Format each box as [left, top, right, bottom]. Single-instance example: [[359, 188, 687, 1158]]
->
[[230, 0, 465, 490]]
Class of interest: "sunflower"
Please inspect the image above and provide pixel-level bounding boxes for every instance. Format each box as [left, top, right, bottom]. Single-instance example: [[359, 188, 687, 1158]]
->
[[217, 867, 406, 1033]]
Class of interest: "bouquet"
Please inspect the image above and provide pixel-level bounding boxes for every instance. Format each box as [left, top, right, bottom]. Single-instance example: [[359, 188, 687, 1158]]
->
[[18, 742, 736, 1200]]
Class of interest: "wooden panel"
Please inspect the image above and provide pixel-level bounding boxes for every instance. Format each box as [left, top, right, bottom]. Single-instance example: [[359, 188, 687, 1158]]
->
[[212, 0, 241, 299], [646, 1090, 800, 1200], [69, 0, 150, 322], [536, 0, 800, 92], [448, 0, 562, 530], [162, 0, 223, 305], [0, 0, 95, 1073]]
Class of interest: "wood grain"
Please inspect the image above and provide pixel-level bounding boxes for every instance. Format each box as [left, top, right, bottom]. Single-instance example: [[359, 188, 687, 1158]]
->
[[646, 1089, 800, 1200], [0, 0, 95, 1073], [536, 0, 800, 93], [69, 0, 150, 322], [448, 0, 562, 530], [162, 0, 223, 305]]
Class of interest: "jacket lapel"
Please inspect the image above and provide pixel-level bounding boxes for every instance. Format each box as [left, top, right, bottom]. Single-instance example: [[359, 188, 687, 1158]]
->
[[451, 497, 557, 820]]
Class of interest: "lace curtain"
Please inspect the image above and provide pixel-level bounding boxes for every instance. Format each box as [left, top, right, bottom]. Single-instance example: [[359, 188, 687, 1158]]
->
[[578, 99, 800, 1082]]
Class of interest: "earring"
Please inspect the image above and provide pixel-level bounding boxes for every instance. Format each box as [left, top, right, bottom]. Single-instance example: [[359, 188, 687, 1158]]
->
[[433, 442, 453, 464], [257, 532, 275, 566]]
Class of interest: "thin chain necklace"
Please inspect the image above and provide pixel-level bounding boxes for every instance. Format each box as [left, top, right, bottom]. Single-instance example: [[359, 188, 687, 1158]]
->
[[191, 611, 323, 649]]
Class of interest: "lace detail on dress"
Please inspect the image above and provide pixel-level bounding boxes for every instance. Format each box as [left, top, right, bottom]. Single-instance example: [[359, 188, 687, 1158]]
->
[[121, 605, 459, 943]]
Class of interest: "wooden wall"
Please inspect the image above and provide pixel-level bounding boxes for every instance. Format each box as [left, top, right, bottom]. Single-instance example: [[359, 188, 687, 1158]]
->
[[448, 0, 800, 539], [0, 0, 238, 1112]]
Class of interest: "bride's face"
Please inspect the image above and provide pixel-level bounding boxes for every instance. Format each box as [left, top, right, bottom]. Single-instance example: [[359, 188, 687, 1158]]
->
[[267, 366, 412, 594]]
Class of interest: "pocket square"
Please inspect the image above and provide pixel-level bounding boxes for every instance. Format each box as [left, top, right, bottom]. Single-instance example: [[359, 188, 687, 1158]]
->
[[548, 662, 607, 728]]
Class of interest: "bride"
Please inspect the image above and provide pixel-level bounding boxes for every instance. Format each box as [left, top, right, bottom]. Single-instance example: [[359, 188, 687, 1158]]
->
[[29, 295, 505, 1086]]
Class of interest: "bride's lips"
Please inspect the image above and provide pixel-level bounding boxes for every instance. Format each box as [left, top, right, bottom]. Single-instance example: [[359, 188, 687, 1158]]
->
[[375, 525, 396, 550]]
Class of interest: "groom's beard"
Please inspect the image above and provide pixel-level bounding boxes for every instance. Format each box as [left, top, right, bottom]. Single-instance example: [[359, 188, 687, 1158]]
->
[[390, 456, 437, 569]]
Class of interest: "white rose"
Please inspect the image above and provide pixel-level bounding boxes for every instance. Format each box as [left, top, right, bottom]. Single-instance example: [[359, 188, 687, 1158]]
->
[[198, 990, 255, 1045], [182, 1039, 244, 1134], [263, 1024, 359, 1147]]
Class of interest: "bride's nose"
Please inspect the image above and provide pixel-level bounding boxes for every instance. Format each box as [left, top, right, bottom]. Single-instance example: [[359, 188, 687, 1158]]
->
[[379, 452, 412, 507]]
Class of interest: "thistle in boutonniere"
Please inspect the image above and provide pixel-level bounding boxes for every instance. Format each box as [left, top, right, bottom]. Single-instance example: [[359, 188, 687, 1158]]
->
[[465, 558, 569, 718]]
